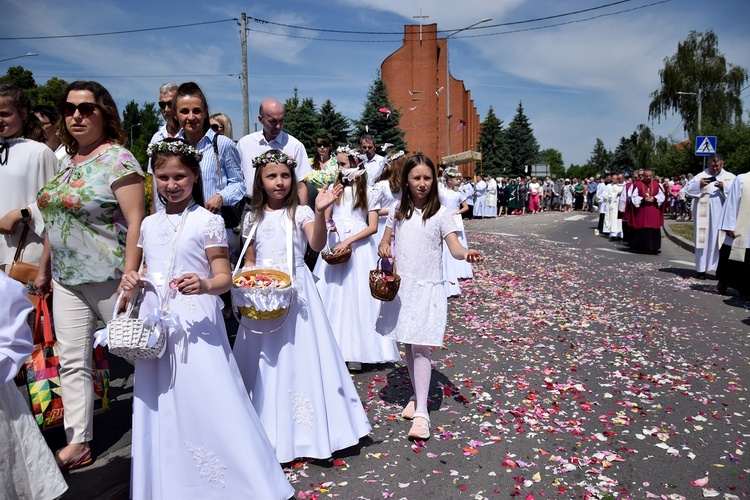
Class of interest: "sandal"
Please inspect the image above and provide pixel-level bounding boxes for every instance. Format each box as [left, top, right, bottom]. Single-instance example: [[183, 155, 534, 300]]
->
[[401, 398, 416, 420], [408, 412, 431, 440], [55, 448, 93, 472]]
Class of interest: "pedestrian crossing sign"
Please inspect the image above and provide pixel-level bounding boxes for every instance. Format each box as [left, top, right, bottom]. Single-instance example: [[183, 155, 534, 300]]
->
[[695, 136, 717, 156]]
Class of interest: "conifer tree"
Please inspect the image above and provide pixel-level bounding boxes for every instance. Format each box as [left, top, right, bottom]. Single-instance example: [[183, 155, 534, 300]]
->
[[477, 106, 510, 177], [283, 88, 320, 154], [318, 99, 350, 148], [351, 72, 406, 151], [506, 101, 539, 177]]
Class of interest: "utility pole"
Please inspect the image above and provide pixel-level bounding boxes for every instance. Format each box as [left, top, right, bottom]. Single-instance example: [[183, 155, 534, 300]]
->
[[241, 13, 249, 136]]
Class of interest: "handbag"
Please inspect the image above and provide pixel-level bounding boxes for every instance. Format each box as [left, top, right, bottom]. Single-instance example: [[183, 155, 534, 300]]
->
[[213, 134, 245, 228], [7, 223, 40, 307], [15, 294, 109, 429]]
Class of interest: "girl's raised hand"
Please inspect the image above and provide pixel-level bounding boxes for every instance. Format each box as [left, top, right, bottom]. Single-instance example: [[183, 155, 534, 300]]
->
[[315, 183, 344, 213], [465, 249, 483, 263]]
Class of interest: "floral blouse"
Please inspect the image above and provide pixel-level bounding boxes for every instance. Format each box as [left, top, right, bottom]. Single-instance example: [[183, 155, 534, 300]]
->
[[37, 144, 144, 286]]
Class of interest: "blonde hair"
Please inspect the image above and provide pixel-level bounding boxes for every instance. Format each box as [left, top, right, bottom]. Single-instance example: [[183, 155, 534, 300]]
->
[[209, 113, 233, 140]]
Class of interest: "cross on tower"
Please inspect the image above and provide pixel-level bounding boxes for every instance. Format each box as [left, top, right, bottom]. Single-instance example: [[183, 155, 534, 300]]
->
[[412, 9, 430, 43]]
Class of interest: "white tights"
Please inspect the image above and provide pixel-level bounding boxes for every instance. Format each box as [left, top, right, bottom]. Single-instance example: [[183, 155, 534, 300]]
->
[[403, 344, 432, 415]]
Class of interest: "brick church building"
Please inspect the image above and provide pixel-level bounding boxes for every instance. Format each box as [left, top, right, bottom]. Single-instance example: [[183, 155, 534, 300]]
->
[[381, 23, 481, 177]]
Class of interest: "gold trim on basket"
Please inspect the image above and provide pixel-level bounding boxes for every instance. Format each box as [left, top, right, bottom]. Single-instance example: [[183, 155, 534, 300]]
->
[[233, 269, 292, 320]]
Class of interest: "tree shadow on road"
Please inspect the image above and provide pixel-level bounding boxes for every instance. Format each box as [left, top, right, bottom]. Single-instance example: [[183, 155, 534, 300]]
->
[[377, 363, 470, 413]]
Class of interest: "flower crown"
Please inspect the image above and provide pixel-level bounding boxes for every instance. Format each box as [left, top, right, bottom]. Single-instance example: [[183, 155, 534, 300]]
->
[[336, 145, 366, 166], [386, 150, 405, 164], [147, 140, 203, 162], [252, 150, 297, 168], [443, 166, 462, 178]]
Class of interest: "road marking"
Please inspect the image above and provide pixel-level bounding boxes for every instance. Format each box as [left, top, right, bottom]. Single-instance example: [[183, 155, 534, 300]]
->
[[538, 239, 571, 245], [669, 259, 695, 267], [565, 215, 588, 221], [597, 247, 631, 254]]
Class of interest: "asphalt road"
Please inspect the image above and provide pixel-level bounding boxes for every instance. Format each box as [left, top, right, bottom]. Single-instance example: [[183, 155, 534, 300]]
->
[[50, 211, 749, 499]]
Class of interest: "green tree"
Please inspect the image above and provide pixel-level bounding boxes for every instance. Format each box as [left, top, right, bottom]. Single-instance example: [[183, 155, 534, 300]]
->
[[476, 107, 510, 177], [282, 89, 321, 154], [350, 72, 406, 151], [505, 101, 539, 177], [649, 30, 748, 137], [633, 124, 655, 171], [587, 138, 612, 175], [0, 65, 35, 89], [318, 99, 350, 148], [28, 77, 69, 107], [650, 137, 694, 178], [611, 136, 636, 173], [121, 100, 161, 168], [539, 148, 565, 179]]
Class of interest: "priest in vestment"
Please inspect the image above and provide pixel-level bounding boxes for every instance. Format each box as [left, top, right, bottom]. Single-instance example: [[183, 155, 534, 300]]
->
[[716, 171, 750, 295], [485, 175, 498, 217], [630, 170, 665, 254], [685, 155, 735, 279], [605, 174, 625, 240], [473, 175, 488, 218], [619, 170, 642, 246]]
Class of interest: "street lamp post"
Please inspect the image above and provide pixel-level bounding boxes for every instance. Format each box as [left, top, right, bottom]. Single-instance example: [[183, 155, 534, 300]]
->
[[677, 89, 704, 167], [0, 52, 38, 63], [445, 18, 491, 164], [130, 123, 141, 148]]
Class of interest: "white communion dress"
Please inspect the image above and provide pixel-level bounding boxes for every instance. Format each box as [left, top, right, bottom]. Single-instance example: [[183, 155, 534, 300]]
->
[[313, 187, 400, 364], [130, 205, 294, 500], [233, 206, 372, 463]]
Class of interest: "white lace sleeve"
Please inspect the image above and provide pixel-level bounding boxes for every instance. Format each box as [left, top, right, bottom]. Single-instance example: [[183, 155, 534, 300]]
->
[[204, 214, 228, 248], [367, 188, 382, 212], [385, 204, 399, 229], [438, 208, 458, 238], [296, 205, 315, 229]]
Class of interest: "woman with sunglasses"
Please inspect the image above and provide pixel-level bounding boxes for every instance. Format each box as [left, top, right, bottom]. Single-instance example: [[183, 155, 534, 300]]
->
[[303, 135, 338, 268], [35, 81, 146, 472], [209, 113, 233, 141], [0, 84, 58, 277]]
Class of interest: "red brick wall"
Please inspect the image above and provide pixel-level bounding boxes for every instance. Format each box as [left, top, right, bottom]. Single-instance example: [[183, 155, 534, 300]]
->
[[381, 23, 480, 176]]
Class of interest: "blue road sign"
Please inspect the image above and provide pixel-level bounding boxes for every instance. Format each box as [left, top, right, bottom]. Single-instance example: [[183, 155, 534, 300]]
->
[[695, 136, 717, 156]]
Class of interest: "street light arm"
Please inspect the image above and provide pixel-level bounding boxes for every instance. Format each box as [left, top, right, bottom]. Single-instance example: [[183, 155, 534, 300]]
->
[[0, 52, 38, 63]]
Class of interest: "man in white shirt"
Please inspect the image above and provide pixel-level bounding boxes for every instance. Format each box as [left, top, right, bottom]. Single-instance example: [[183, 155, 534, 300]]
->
[[360, 134, 385, 187], [237, 98, 311, 204], [149, 83, 180, 147]]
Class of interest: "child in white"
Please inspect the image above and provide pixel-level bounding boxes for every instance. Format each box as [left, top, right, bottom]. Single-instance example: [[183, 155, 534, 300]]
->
[[439, 167, 473, 285], [233, 149, 371, 463], [314, 146, 399, 367], [376, 154, 482, 440], [0, 272, 68, 500], [371, 150, 405, 245], [120, 139, 293, 500]]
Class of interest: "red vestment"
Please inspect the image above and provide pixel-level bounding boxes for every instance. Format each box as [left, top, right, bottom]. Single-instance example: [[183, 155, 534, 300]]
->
[[630, 180, 665, 229]]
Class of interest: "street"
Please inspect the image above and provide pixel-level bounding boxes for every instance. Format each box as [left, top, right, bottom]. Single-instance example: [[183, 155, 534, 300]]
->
[[52, 211, 749, 499]]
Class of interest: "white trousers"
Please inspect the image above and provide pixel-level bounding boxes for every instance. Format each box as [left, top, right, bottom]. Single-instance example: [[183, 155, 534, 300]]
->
[[53, 279, 119, 444]]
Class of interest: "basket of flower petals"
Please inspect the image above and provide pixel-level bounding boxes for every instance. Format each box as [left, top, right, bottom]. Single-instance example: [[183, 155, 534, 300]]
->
[[232, 269, 293, 320], [369, 258, 400, 301]]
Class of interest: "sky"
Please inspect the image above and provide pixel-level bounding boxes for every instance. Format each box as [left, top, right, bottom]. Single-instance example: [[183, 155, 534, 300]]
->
[[2, 0, 749, 168]]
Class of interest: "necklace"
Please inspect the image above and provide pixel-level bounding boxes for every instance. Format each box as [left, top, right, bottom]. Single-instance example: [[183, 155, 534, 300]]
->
[[163, 200, 196, 231]]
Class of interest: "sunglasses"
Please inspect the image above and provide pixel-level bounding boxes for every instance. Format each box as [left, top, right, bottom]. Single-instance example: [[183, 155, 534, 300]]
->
[[210, 123, 224, 132], [158, 100, 172, 110], [64, 102, 100, 117], [316, 143, 330, 148]]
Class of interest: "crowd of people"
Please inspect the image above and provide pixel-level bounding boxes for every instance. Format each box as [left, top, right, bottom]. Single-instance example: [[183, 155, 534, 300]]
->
[[0, 80, 482, 499]]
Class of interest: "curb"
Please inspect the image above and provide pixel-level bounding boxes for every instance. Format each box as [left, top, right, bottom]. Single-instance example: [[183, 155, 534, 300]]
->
[[662, 221, 695, 254]]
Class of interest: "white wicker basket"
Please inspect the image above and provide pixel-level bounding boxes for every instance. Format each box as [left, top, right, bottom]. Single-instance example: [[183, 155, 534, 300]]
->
[[107, 280, 166, 362]]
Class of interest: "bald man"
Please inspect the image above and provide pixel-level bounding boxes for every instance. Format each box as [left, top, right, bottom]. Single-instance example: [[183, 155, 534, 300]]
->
[[237, 98, 311, 204]]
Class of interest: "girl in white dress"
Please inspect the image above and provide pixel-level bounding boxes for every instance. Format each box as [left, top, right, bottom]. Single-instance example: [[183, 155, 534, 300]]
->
[[233, 149, 371, 463], [438, 168, 473, 293], [376, 154, 482, 441], [372, 150, 405, 246], [0, 272, 68, 500], [314, 147, 399, 370], [120, 139, 293, 500]]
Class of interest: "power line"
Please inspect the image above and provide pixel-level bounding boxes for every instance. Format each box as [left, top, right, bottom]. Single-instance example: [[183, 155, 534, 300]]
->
[[0, 19, 236, 41], [247, 0, 634, 35], [247, 0, 670, 43], [35, 74, 238, 79]]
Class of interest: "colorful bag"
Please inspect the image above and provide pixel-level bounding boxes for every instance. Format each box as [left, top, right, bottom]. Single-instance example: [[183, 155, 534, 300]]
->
[[16, 294, 109, 429]]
